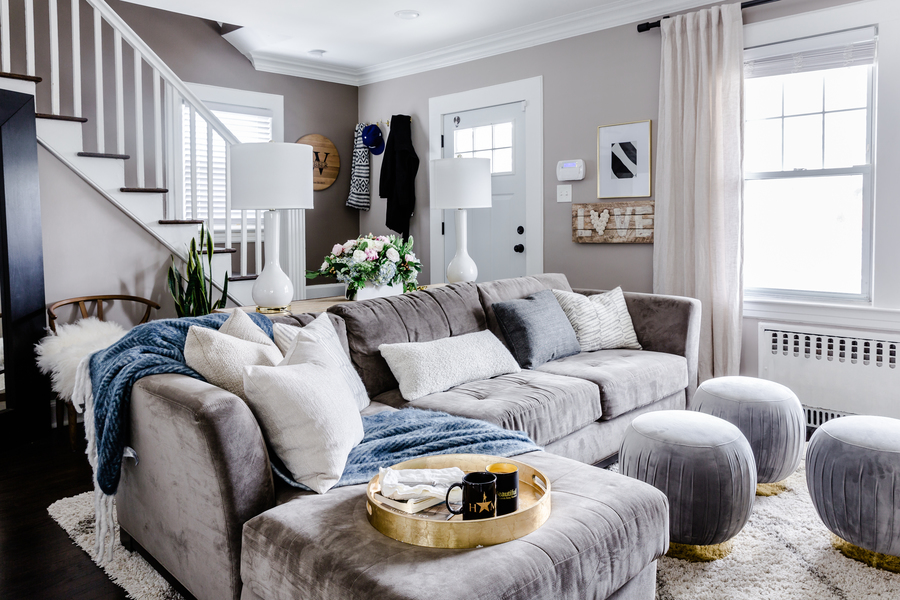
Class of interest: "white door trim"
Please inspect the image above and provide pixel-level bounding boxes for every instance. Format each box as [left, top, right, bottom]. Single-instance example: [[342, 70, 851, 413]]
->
[[428, 76, 543, 283]]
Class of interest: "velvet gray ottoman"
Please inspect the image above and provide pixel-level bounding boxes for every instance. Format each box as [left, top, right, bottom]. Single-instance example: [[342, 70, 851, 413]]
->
[[239, 452, 669, 600], [620, 410, 756, 560], [807, 415, 900, 570], [693, 376, 804, 485]]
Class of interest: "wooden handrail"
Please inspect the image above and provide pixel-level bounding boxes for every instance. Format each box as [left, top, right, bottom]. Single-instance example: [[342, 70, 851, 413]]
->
[[47, 294, 160, 333]]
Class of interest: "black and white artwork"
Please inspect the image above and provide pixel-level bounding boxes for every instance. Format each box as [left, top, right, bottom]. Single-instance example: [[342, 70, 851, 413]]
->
[[597, 121, 651, 198]]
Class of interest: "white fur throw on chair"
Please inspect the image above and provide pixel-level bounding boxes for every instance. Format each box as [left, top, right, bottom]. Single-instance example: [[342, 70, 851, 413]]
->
[[35, 317, 127, 401]]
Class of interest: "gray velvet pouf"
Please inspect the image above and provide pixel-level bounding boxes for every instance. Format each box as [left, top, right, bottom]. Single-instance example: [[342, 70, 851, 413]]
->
[[807, 415, 900, 558], [693, 376, 804, 484], [621, 410, 756, 547]]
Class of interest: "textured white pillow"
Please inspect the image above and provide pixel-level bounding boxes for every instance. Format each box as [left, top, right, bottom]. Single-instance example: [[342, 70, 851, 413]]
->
[[243, 362, 364, 493], [552, 287, 641, 351], [273, 322, 299, 355], [184, 310, 282, 399], [277, 313, 369, 410], [379, 330, 520, 401], [551, 289, 603, 352]]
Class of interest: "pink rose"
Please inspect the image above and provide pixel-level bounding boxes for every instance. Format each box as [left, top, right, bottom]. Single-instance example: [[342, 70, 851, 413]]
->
[[365, 248, 379, 261], [331, 244, 343, 256]]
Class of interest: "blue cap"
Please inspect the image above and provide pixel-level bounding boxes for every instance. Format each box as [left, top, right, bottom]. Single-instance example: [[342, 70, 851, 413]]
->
[[362, 124, 385, 155]]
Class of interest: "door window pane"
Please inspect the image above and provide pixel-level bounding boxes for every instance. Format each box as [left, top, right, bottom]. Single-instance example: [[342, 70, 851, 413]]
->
[[473, 126, 492, 151], [493, 148, 512, 173], [493, 122, 513, 148]]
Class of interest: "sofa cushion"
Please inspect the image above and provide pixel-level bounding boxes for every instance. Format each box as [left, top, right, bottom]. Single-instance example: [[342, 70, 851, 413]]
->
[[243, 451, 668, 600], [492, 289, 580, 368], [536, 349, 688, 420], [270, 312, 350, 356], [373, 370, 601, 446], [329, 283, 485, 397], [478, 274, 572, 339]]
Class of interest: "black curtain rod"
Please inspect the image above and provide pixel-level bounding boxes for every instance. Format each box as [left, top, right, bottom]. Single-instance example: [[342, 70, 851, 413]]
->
[[637, 0, 781, 33]]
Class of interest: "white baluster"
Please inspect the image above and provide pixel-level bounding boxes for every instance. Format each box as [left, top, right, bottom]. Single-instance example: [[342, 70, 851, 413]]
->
[[114, 30, 124, 155], [206, 122, 213, 239], [240, 210, 248, 276], [153, 68, 162, 189], [49, 0, 60, 114], [71, 0, 81, 117], [93, 7, 104, 153], [25, 0, 34, 76], [189, 105, 197, 221], [255, 210, 262, 274], [1, 0, 10, 74], [133, 49, 144, 187]]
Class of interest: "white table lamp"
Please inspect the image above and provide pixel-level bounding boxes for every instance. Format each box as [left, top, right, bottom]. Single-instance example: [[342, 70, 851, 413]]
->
[[231, 142, 314, 313], [431, 157, 491, 283]]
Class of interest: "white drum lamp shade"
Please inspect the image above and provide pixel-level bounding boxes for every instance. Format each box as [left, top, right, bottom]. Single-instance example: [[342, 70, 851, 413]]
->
[[230, 143, 314, 311], [431, 158, 491, 283]]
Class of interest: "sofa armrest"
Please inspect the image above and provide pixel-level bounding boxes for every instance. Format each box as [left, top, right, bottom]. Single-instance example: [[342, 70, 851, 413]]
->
[[574, 289, 701, 405], [116, 373, 275, 600]]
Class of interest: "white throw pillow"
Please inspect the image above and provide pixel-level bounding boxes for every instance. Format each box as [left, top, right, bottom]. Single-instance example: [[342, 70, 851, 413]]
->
[[379, 330, 521, 401], [184, 310, 283, 399], [277, 314, 370, 410], [243, 362, 364, 493], [552, 287, 641, 351]]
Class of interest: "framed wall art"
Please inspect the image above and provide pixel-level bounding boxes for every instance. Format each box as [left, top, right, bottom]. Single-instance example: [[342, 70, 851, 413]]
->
[[596, 120, 651, 199]]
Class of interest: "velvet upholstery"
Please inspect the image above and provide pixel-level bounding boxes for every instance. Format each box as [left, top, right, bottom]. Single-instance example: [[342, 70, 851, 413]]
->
[[329, 282, 485, 397], [117, 374, 275, 600], [478, 273, 573, 345], [241, 451, 668, 600], [807, 415, 900, 556], [492, 289, 581, 368], [575, 289, 701, 405], [620, 410, 756, 546], [373, 370, 602, 446], [536, 349, 688, 421]]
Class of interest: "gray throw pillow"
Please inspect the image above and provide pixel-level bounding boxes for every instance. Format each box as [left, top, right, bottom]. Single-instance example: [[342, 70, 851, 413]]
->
[[492, 289, 581, 369]]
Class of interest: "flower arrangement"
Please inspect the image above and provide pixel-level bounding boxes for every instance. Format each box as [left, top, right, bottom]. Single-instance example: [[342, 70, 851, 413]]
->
[[306, 234, 422, 299]]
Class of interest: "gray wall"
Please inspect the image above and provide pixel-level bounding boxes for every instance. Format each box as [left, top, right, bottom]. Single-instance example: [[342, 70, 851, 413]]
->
[[358, 0, 862, 291]]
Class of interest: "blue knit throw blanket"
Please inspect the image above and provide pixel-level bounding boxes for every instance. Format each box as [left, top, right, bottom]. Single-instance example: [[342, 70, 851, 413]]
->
[[88, 312, 274, 495], [272, 408, 542, 490]]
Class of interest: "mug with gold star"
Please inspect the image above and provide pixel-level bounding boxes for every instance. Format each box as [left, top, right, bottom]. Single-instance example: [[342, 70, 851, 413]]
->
[[445, 472, 497, 520]]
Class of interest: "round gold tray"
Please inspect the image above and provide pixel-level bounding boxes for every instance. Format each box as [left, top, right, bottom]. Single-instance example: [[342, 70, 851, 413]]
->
[[365, 453, 551, 549]]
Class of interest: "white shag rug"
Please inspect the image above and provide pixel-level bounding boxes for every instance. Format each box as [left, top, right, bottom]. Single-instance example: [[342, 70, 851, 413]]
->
[[48, 461, 900, 600]]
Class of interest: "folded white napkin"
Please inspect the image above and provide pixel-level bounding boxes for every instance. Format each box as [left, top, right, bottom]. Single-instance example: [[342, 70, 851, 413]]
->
[[378, 467, 465, 501]]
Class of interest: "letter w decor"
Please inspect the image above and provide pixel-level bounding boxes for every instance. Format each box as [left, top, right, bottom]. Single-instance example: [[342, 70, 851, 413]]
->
[[572, 201, 654, 244]]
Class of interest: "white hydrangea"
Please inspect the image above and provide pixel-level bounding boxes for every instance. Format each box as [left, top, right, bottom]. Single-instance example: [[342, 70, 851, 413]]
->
[[386, 247, 400, 262], [352, 249, 367, 262]]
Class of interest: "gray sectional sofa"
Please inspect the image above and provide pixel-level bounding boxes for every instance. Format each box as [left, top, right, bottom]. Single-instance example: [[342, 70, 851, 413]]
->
[[115, 273, 700, 600]]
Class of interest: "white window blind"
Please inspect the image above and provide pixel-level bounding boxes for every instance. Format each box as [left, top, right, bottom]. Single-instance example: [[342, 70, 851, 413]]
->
[[182, 105, 273, 230], [744, 27, 876, 79]]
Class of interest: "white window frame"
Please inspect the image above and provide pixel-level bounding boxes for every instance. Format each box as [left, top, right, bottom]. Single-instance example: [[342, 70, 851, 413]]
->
[[172, 83, 284, 244], [452, 121, 516, 175], [743, 29, 877, 304]]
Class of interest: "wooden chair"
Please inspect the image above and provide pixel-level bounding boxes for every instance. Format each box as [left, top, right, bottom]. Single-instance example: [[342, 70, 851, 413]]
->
[[47, 295, 160, 449]]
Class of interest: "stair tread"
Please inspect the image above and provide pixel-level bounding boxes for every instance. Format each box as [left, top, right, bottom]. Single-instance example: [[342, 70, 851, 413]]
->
[[228, 275, 258, 282], [36, 113, 88, 123], [120, 187, 168, 193], [202, 248, 237, 254], [0, 71, 41, 83], [158, 219, 203, 225], [77, 151, 130, 160]]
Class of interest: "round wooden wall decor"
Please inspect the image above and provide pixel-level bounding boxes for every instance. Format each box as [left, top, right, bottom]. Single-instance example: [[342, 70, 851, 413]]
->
[[297, 134, 340, 191]]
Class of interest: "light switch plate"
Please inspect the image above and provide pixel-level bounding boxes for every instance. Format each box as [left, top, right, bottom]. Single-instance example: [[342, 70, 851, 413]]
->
[[557, 184, 572, 203]]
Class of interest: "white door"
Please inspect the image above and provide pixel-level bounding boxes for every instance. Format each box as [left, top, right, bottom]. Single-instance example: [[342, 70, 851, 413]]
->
[[442, 102, 527, 283]]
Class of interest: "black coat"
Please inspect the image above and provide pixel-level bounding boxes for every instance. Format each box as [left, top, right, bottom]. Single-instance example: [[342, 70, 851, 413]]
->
[[379, 115, 419, 239]]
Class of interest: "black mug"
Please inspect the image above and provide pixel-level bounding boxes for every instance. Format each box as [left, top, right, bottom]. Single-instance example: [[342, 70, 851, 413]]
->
[[487, 462, 519, 516], [445, 472, 497, 520]]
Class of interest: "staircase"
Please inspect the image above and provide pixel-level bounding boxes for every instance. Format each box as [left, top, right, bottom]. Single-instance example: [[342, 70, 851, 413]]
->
[[0, 0, 283, 307]]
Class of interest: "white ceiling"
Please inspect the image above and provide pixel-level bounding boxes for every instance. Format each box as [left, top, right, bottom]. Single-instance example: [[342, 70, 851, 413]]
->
[[122, 0, 715, 85]]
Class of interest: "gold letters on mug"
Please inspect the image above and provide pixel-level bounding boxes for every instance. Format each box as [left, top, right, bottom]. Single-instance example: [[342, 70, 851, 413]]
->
[[470, 492, 495, 514]]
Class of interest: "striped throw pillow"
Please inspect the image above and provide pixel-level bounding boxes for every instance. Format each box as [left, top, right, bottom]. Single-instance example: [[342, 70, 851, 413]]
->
[[552, 288, 641, 351], [551, 289, 603, 352]]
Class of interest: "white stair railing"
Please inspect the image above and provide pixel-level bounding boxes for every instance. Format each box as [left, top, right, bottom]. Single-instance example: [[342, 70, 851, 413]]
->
[[1, 0, 262, 279]]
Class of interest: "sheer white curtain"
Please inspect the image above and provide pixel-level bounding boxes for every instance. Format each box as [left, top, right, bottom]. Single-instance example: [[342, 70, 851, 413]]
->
[[653, 3, 744, 383]]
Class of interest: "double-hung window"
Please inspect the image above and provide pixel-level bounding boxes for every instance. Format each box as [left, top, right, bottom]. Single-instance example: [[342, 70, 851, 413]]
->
[[743, 28, 877, 301]]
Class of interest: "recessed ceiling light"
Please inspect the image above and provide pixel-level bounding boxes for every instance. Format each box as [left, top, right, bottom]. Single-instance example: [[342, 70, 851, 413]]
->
[[394, 10, 420, 20], [307, 49, 326, 58]]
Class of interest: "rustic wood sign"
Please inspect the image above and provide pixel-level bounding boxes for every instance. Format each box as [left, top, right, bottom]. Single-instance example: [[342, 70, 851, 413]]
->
[[296, 134, 340, 191], [572, 201, 654, 244]]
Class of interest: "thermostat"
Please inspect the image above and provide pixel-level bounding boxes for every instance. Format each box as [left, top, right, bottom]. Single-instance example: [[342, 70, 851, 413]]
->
[[557, 159, 585, 181]]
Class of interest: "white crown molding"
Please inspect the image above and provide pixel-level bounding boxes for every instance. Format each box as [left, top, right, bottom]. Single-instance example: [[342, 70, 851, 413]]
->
[[233, 0, 712, 86]]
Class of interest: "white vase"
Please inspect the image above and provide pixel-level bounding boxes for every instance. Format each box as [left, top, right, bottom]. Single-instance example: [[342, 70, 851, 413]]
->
[[355, 282, 403, 301]]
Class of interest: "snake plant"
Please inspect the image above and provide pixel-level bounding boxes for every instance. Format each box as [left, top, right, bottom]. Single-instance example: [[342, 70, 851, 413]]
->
[[167, 223, 228, 317]]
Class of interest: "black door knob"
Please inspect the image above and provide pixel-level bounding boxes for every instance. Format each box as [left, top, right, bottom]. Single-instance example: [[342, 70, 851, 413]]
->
[[514, 244, 525, 253], [517, 226, 524, 235]]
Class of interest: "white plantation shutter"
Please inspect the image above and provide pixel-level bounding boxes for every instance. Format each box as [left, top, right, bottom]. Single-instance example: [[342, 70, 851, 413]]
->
[[182, 105, 273, 230]]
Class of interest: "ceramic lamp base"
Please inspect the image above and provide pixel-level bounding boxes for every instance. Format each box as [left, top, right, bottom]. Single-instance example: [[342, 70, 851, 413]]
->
[[446, 208, 479, 283], [252, 210, 294, 311]]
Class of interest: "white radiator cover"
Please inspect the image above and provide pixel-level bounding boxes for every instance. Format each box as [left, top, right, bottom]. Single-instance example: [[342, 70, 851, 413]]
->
[[758, 322, 900, 419]]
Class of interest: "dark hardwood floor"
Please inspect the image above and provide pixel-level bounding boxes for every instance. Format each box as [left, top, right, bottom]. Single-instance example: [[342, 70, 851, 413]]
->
[[0, 428, 127, 599]]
